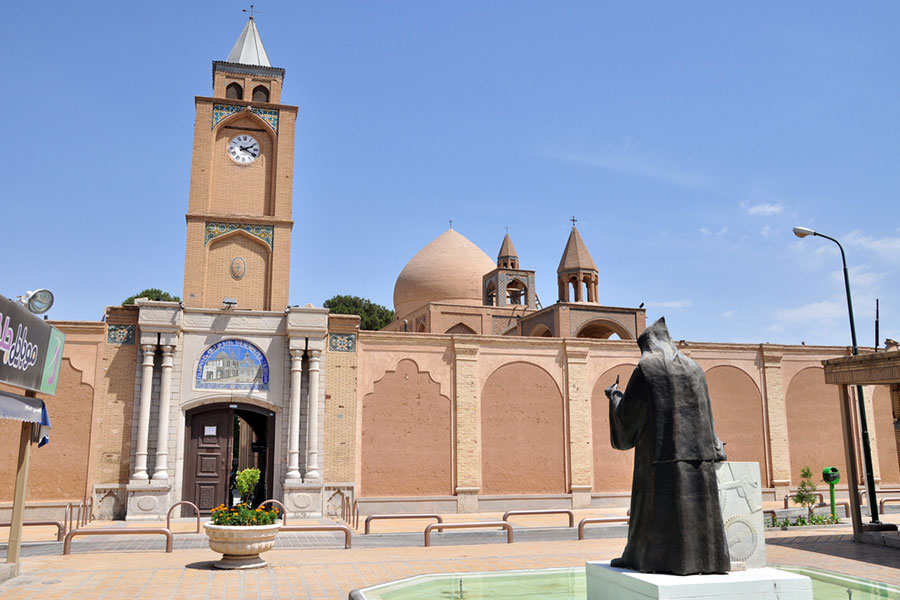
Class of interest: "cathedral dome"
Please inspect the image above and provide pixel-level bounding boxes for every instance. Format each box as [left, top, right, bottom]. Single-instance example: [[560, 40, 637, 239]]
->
[[393, 229, 496, 319]]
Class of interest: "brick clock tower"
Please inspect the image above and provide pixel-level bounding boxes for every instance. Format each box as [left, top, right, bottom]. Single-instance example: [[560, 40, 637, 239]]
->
[[183, 16, 296, 311]]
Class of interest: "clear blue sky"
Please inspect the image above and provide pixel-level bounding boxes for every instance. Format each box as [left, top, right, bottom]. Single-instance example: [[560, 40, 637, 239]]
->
[[5, 2, 899, 346]]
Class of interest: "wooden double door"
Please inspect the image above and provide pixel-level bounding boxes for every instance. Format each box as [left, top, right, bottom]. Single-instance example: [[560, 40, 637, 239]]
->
[[183, 403, 275, 515]]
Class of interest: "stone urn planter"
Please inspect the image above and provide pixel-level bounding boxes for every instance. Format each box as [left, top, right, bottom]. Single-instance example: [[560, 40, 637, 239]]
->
[[204, 522, 282, 569]]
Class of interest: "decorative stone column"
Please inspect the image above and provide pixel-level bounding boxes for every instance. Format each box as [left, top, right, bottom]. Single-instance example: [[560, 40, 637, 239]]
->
[[863, 384, 881, 483], [285, 348, 305, 481], [132, 339, 157, 482], [305, 350, 322, 481], [565, 341, 593, 508], [151, 344, 175, 481], [454, 341, 480, 513], [761, 347, 791, 498]]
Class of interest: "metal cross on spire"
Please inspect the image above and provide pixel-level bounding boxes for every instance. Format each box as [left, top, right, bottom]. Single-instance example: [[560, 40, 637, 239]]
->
[[505, 225, 510, 234], [570, 216, 577, 227], [243, 4, 261, 18], [449, 219, 453, 230]]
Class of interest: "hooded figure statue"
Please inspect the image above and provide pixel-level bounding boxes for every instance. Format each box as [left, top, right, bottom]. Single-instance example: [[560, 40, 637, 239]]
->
[[605, 317, 730, 575]]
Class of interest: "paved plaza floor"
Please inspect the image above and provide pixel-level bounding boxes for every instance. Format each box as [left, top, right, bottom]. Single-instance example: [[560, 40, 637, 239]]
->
[[0, 511, 898, 599]]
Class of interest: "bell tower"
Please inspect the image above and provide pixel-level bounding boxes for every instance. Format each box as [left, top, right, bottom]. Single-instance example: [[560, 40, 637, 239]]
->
[[183, 16, 297, 311]]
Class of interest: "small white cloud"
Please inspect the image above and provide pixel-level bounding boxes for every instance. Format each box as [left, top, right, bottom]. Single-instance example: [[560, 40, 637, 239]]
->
[[741, 202, 785, 216], [760, 225, 773, 237], [721, 310, 735, 318], [844, 230, 900, 263], [546, 150, 711, 190], [774, 300, 844, 323], [830, 265, 885, 292], [716, 225, 729, 238], [700, 227, 711, 236], [650, 299, 692, 309]]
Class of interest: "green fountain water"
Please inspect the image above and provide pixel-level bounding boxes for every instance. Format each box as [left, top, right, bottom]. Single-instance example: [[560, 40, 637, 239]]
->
[[353, 566, 900, 600]]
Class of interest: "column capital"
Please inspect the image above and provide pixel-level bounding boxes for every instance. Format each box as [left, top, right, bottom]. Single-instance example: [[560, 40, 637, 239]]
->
[[308, 349, 322, 370], [564, 340, 590, 362], [453, 340, 480, 359], [760, 346, 784, 366], [140, 344, 157, 366]]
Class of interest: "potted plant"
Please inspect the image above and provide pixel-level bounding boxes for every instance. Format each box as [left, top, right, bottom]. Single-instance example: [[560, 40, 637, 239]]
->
[[204, 468, 282, 569]]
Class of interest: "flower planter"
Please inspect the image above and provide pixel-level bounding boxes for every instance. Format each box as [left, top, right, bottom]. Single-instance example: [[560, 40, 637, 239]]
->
[[204, 522, 282, 569]]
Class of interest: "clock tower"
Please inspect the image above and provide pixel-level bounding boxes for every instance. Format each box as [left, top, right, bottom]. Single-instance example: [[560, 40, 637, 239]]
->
[[183, 16, 296, 311]]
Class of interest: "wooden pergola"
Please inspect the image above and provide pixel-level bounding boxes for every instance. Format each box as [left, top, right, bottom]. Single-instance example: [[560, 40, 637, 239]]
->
[[823, 351, 900, 541]]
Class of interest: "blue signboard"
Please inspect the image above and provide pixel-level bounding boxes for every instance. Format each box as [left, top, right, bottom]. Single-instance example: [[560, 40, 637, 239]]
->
[[196, 339, 268, 390]]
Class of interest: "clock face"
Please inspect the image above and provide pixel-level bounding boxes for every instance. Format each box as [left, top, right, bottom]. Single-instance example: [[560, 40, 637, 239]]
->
[[228, 134, 260, 164]]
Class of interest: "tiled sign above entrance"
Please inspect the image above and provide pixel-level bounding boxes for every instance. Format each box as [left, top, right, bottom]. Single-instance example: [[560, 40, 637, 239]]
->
[[196, 339, 269, 391]]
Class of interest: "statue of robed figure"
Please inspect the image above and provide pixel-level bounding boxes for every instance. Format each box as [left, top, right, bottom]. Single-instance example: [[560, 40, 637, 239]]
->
[[605, 317, 731, 575]]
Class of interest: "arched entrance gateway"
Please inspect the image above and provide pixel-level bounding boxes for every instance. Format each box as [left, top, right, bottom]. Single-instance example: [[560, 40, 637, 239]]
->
[[183, 403, 275, 515]]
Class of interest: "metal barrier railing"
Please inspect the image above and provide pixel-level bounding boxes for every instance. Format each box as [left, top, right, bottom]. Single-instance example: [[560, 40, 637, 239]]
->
[[879, 497, 900, 513], [63, 527, 173, 554], [502, 509, 574, 528], [364, 513, 443, 534], [577, 517, 629, 540], [280, 524, 352, 549], [166, 501, 200, 534], [259, 499, 288, 524], [424, 521, 513, 547], [0, 520, 65, 542], [783, 492, 825, 509]]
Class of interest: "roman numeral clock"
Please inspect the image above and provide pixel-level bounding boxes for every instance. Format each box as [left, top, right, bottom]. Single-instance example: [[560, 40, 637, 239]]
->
[[228, 134, 261, 164]]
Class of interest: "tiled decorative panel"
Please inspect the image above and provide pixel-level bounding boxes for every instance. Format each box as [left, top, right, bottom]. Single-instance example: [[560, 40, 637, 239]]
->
[[205, 222, 273, 248], [212, 103, 279, 134], [107, 324, 135, 345], [329, 333, 357, 353]]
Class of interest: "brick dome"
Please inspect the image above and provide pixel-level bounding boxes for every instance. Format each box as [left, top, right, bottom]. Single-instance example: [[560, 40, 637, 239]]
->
[[393, 229, 496, 320]]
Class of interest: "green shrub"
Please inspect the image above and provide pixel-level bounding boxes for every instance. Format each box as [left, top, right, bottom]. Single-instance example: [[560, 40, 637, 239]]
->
[[235, 468, 260, 503]]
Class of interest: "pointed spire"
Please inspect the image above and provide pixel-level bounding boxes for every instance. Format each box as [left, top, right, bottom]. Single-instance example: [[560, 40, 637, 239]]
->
[[497, 231, 519, 269], [226, 17, 272, 67], [498, 233, 517, 260], [557, 226, 597, 272]]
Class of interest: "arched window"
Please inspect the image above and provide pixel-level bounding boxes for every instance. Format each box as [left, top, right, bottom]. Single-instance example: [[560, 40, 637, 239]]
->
[[252, 85, 270, 103], [506, 279, 527, 305], [485, 281, 497, 306], [226, 82, 244, 100]]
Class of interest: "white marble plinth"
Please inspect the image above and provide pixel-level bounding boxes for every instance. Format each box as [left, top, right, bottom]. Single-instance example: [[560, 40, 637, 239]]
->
[[282, 481, 323, 518], [125, 483, 171, 520], [716, 461, 766, 568], [586, 561, 812, 599]]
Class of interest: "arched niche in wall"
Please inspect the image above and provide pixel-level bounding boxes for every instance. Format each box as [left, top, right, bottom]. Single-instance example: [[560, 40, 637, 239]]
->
[[205, 231, 270, 311], [873, 386, 900, 484], [785, 367, 846, 486], [527, 324, 552, 337], [445, 322, 476, 334], [705, 365, 768, 484], [591, 364, 637, 492], [360, 359, 452, 497], [481, 362, 566, 494], [576, 319, 630, 340]]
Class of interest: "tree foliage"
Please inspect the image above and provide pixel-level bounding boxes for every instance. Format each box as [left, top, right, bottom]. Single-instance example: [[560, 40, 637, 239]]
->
[[323, 295, 395, 330], [792, 466, 819, 517], [122, 288, 181, 305]]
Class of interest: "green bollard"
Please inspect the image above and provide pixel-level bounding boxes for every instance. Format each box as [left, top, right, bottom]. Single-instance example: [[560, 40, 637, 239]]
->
[[823, 467, 841, 518]]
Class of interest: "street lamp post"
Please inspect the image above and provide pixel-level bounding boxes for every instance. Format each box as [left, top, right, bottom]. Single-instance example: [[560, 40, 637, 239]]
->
[[792, 226, 881, 524]]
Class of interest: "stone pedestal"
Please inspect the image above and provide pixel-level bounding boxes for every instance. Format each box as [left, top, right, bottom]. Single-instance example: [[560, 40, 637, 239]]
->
[[125, 483, 171, 520], [586, 562, 812, 599], [571, 484, 592, 509], [456, 487, 479, 513], [282, 481, 323, 518], [716, 462, 766, 569]]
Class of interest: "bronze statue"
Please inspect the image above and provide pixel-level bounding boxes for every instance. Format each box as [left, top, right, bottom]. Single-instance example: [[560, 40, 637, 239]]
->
[[605, 317, 730, 575]]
